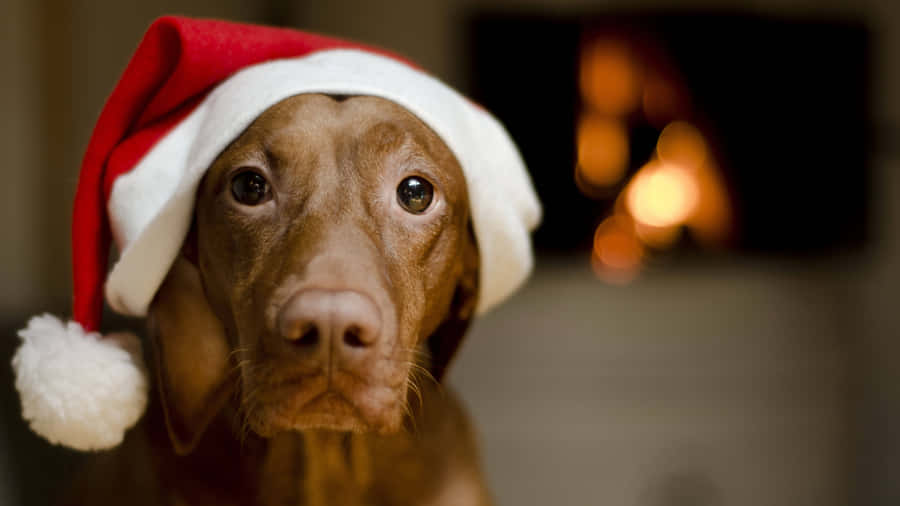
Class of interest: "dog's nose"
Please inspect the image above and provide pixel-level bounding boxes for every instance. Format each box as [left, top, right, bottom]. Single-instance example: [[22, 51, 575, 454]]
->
[[278, 289, 381, 355]]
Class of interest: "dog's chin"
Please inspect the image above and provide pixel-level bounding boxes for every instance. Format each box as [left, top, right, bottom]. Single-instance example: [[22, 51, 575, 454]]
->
[[244, 375, 406, 437]]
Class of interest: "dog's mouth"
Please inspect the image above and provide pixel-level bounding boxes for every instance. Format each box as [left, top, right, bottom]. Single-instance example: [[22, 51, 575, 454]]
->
[[241, 364, 411, 436]]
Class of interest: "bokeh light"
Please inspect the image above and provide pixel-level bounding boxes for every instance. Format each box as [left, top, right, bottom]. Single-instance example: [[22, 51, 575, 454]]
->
[[686, 162, 733, 245], [657, 121, 707, 170], [577, 41, 733, 283], [626, 161, 700, 228], [579, 40, 641, 116], [634, 221, 682, 248], [576, 114, 630, 188], [592, 214, 644, 283]]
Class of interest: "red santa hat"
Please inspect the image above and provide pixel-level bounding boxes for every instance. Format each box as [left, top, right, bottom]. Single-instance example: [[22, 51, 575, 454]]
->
[[12, 16, 540, 451]]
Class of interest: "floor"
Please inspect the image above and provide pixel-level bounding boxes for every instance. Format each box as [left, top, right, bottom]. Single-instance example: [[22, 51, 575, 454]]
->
[[450, 256, 850, 506]]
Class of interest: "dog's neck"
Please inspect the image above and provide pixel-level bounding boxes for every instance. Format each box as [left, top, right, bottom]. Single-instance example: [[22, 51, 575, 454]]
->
[[144, 388, 425, 506], [258, 430, 373, 506]]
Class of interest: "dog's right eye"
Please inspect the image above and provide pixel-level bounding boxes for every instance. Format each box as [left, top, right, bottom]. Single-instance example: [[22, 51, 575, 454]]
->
[[396, 176, 434, 214], [231, 171, 271, 206]]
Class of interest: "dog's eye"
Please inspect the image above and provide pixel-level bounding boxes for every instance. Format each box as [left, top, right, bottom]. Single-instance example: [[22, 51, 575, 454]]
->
[[231, 171, 271, 206], [396, 176, 434, 214]]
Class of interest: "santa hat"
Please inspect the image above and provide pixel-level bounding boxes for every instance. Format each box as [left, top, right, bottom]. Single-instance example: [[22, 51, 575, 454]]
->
[[12, 17, 540, 451]]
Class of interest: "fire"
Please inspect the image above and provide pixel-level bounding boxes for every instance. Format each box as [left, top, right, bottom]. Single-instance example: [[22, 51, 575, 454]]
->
[[579, 41, 641, 116], [576, 37, 733, 283], [626, 161, 699, 229], [591, 215, 644, 283], [576, 114, 629, 187], [656, 121, 707, 170]]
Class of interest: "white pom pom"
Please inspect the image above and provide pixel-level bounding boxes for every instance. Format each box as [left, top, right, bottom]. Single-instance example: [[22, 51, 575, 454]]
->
[[11, 314, 149, 451]]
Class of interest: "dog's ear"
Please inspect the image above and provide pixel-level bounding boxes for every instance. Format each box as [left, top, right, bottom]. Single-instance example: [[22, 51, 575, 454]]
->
[[427, 225, 480, 381], [147, 255, 236, 455]]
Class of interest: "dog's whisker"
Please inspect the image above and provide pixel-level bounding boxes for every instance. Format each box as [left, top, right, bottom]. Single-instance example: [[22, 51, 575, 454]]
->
[[402, 374, 426, 438], [227, 346, 250, 360], [407, 375, 424, 413]]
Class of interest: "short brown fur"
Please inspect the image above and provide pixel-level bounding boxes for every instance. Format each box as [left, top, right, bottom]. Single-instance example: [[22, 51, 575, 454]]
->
[[61, 95, 490, 506]]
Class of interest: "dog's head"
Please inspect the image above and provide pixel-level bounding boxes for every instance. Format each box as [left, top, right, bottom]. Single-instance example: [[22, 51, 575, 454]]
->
[[148, 94, 479, 454]]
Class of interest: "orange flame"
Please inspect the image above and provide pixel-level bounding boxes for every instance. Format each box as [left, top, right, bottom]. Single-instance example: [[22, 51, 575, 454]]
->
[[626, 161, 699, 229], [592, 215, 644, 284], [580, 41, 641, 116], [657, 121, 707, 170], [576, 114, 630, 188]]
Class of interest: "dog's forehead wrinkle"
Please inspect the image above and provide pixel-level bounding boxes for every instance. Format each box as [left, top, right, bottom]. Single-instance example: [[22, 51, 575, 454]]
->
[[359, 120, 408, 149], [221, 140, 268, 168], [358, 123, 438, 173], [265, 131, 333, 176]]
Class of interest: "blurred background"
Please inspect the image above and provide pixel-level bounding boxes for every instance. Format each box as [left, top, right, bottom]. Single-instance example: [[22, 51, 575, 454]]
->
[[0, 0, 897, 505]]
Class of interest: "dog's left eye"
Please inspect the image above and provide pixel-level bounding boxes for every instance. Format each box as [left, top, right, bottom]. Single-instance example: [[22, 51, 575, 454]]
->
[[396, 176, 434, 214], [231, 170, 271, 206]]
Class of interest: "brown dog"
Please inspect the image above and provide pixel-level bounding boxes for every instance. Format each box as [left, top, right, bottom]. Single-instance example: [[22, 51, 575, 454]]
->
[[62, 94, 491, 506]]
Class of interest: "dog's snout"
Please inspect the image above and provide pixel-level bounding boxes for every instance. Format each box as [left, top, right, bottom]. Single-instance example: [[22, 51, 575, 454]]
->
[[278, 289, 381, 355]]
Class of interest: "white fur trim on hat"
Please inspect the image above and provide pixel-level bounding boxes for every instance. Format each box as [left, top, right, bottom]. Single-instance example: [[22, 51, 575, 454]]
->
[[104, 48, 541, 319], [12, 314, 148, 451]]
